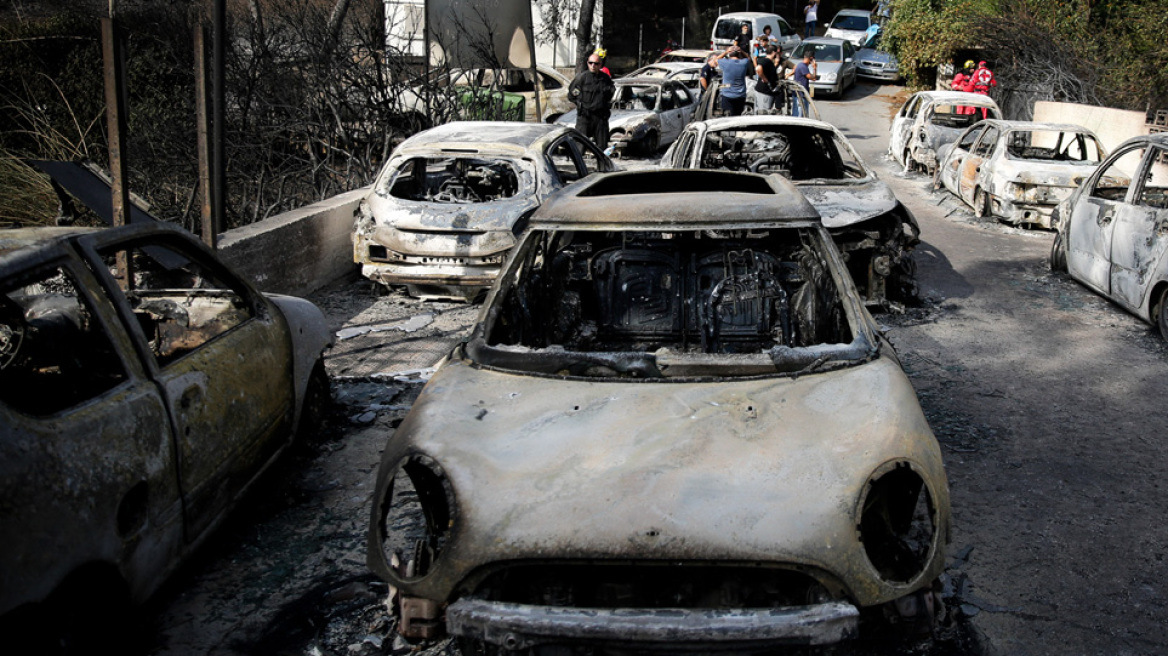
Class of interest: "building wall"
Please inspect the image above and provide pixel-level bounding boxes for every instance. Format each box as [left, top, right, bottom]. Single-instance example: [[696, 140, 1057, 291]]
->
[[1033, 101, 1151, 154], [218, 188, 366, 297]]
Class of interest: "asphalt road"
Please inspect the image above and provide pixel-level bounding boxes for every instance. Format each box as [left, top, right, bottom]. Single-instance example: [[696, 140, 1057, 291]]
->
[[146, 82, 1168, 655]]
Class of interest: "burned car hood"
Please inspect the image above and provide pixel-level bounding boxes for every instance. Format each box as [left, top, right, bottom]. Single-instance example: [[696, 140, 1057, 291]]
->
[[365, 193, 540, 233], [385, 353, 948, 605], [798, 180, 899, 228]]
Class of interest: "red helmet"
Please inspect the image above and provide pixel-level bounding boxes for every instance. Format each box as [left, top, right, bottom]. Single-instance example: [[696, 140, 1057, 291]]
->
[[978, 61, 987, 67]]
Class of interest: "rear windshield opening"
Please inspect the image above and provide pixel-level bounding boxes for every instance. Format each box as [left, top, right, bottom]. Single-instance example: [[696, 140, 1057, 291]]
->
[[698, 127, 866, 180], [578, 170, 776, 197]]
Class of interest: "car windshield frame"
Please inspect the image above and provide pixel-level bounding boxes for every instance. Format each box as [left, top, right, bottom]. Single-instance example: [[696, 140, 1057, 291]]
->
[[466, 224, 878, 381], [374, 154, 535, 204], [1003, 129, 1104, 165]]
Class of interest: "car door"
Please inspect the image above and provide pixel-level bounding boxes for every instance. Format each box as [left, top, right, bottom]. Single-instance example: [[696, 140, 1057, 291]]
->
[[0, 250, 181, 598], [1110, 145, 1168, 311], [87, 231, 295, 540], [673, 82, 696, 129], [657, 83, 684, 144], [842, 42, 857, 86], [940, 124, 984, 193], [1067, 144, 1149, 294], [890, 94, 921, 163], [959, 125, 999, 205], [665, 125, 703, 167]]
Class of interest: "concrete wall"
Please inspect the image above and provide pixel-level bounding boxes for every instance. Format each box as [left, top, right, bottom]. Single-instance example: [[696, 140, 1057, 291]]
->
[[1033, 101, 1150, 154], [218, 188, 366, 297]]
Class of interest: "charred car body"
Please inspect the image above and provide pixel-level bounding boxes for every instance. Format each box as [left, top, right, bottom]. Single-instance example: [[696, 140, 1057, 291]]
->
[[556, 78, 697, 156], [662, 116, 920, 308], [368, 170, 951, 651], [353, 122, 614, 299], [0, 223, 331, 646], [936, 120, 1106, 228], [890, 91, 1002, 175], [1050, 134, 1168, 340]]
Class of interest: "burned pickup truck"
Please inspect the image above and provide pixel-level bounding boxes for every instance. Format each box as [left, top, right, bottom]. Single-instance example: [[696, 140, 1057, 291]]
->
[[662, 115, 920, 308], [368, 170, 950, 652]]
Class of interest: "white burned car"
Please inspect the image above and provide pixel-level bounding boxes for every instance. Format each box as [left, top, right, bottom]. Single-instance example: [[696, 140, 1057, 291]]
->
[[662, 116, 920, 308], [935, 120, 1107, 228], [557, 78, 697, 156], [353, 122, 614, 299], [1050, 134, 1168, 340], [890, 91, 1002, 174], [368, 170, 951, 652]]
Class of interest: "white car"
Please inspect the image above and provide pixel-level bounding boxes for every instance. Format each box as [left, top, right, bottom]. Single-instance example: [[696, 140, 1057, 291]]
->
[[824, 9, 872, 47], [353, 122, 615, 299], [1050, 133, 1168, 340], [935, 119, 1107, 227], [889, 91, 1002, 175], [662, 115, 920, 308], [558, 78, 697, 156]]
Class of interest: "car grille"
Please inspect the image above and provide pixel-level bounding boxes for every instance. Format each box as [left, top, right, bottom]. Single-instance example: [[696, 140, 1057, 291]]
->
[[469, 563, 836, 609]]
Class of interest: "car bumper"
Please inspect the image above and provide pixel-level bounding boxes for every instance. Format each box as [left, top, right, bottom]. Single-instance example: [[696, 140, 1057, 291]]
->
[[360, 261, 499, 291], [447, 599, 861, 650], [994, 198, 1057, 229], [857, 67, 899, 81], [811, 81, 844, 96]]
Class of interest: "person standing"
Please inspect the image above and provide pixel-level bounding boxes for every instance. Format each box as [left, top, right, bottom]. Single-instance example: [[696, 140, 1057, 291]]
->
[[804, 0, 820, 39], [755, 45, 782, 112], [717, 45, 752, 116], [734, 22, 753, 51], [700, 52, 720, 92], [792, 49, 818, 93], [971, 61, 997, 119], [569, 54, 616, 149]]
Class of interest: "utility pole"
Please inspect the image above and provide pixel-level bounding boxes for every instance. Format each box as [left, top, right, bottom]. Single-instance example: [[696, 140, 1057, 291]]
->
[[102, 4, 131, 286]]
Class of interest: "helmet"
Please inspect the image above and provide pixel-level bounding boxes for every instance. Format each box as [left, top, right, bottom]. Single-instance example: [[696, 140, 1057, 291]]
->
[[978, 60, 987, 67], [594, 47, 607, 59], [964, 60, 975, 69]]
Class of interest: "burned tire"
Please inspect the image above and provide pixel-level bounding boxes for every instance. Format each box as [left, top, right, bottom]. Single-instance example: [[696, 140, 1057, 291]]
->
[[1158, 288, 1168, 342], [1049, 231, 1068, 273], [974, 188, 991, 219], [296, 359, 331, 441], [641, 131, 660, 157]]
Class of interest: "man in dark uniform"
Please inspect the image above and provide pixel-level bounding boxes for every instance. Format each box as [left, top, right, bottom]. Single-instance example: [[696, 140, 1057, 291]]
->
[[569, 54, 616, 149]]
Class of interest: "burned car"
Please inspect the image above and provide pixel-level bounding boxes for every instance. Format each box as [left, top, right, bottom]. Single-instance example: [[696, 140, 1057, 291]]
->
[[692, 77, 820, 122], [890, 91, 1002, 175], [353, 122, 614, 299], [0, 223, 331, 647], [368, 170, 951, 652], [935, 120, 1107, 228], [1050, 134, 1168, 340], [661, 116, 920, 308], [557, 78, 697, 156]]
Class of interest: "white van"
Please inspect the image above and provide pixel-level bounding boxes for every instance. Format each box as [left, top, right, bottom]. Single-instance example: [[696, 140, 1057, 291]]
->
[[710, 12, 802, 56]]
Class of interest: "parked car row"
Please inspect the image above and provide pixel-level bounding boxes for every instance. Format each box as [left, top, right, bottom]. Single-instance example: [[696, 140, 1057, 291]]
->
[[890, 90, 1168, 343]]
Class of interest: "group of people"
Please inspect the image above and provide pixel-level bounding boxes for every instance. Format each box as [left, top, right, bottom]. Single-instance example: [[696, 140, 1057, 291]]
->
[[702, 35, 818, 118], [951, 60, 997, 117]]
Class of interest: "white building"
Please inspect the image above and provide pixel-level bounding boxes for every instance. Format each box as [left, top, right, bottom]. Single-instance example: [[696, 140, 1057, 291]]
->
[[383, 0, 603, 71]]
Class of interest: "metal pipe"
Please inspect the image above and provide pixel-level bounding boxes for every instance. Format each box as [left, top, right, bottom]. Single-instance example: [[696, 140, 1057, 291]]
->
[[194, 24, 214, 247], [212, 0, 226, 242]]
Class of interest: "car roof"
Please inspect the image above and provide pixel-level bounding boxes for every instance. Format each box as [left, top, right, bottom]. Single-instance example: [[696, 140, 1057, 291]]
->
[[801, 37, 849, 45], [395, 122, 568, 154], [616, 77, 669, 87], [834, 9, 871, 16], [971, 119, 1099, 134], [913, 91, 999, 107], [697, 115, 839, 133], [717, 11, 786, 19], [531, 170, 820, 230], [635, 62, 702, 72]]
